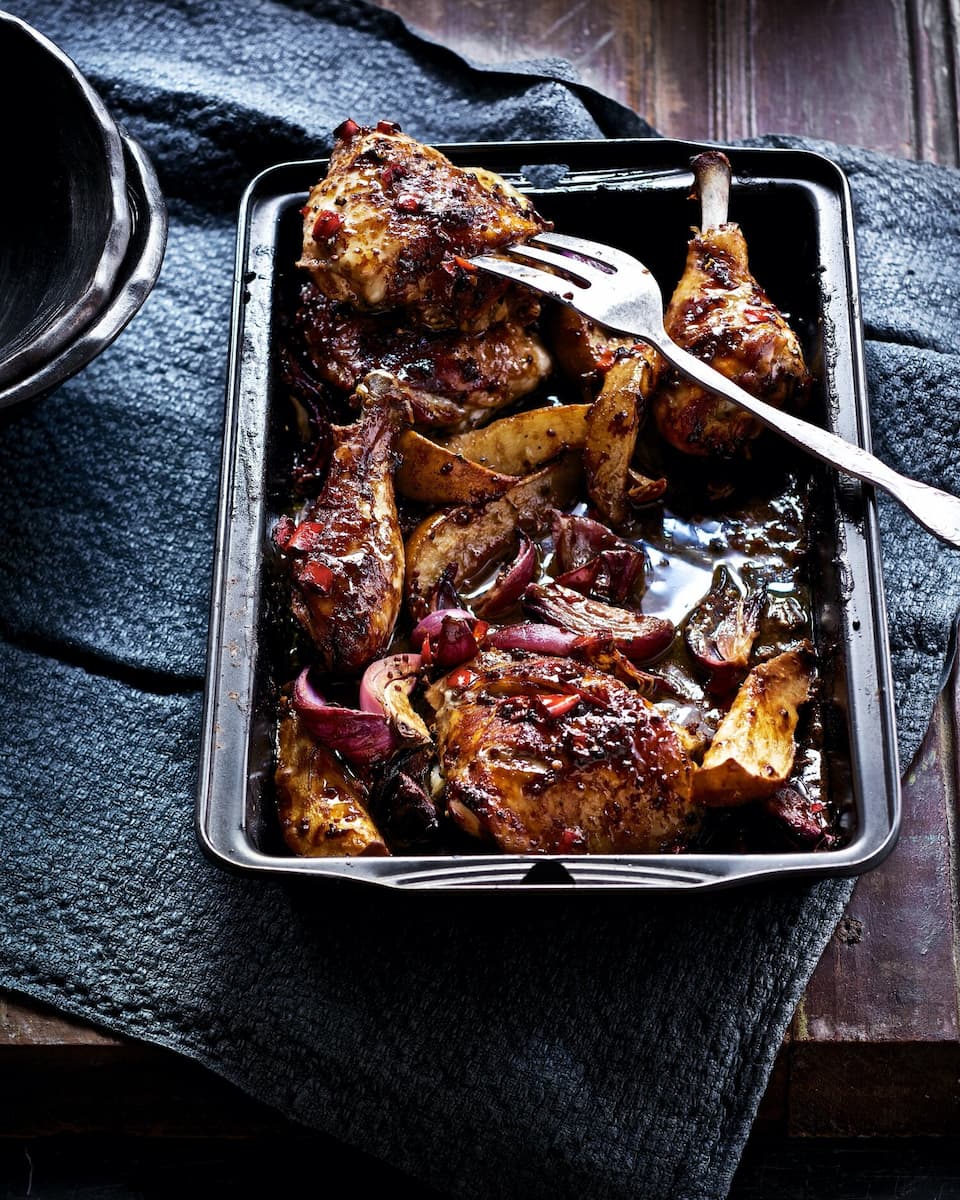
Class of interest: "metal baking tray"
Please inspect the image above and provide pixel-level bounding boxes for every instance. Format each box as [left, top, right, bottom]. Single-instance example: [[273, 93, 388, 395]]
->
[[197, 137, 900, 890]]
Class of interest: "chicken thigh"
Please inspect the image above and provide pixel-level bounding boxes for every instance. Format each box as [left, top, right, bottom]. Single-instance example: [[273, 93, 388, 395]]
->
[[295, 282, 551, 430], [429, 651, 701, 853], [298, 119, 548, 332]]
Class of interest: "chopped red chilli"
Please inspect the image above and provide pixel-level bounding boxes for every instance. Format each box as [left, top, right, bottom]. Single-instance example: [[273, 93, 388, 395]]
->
[[296, 561, 335, 593], [312, 210, 343, 240]]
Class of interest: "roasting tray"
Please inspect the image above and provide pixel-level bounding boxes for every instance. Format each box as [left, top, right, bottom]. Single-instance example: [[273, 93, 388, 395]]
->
[[197, 137, 900, 890]]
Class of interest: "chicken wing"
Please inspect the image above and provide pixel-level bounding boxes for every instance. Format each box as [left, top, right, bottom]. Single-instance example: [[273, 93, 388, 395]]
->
[[654, 151, 811, 458], [429, 651, 700, 853], [298, 119, 548, 331]]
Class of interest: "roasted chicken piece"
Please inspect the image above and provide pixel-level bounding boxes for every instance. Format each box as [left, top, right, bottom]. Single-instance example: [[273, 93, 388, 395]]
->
[[275, 372, 408, 673], [548, 305, 639, 385], [298, 119, 548, 331], [428, 651, 700, 853], [295, 283, 551, 430], [654, 150, 811, 458], [275, 695, 388, 857]]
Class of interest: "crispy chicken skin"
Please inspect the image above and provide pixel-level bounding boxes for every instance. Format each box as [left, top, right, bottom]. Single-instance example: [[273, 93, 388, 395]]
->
[[280, 373, 407, 673], [298, 120, 549, 332], [654, 151, 811, 458], [296, 283, 552, 430], [275, 696, 388, 857], [428, 652, 700, 853]]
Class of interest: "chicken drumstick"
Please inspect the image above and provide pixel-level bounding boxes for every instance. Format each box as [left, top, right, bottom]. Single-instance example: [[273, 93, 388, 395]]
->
[[653, 151, 811, 458]]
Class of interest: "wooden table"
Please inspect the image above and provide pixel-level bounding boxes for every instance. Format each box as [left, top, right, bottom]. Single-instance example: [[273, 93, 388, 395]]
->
[[4, 0, 959, 1173]]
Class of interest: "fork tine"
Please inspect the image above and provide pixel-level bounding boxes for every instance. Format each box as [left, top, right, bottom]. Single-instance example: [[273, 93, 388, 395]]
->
[[496, 241, 597, 287], [533, 231, 644, 275], [466, 254, 584, 303]]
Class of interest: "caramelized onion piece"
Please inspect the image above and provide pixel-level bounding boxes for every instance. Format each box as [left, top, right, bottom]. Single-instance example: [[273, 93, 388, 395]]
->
[[473, 535, 538, 618], [763, 785, 836, 849], [684, 565, 764, 693], [359, 653, 431, 744], [412, 610, 486, 669], [522, 582, 674, 663], [551, 511, 646, 605], [293, 668, 398, 762], [484, 622, 581, 657]]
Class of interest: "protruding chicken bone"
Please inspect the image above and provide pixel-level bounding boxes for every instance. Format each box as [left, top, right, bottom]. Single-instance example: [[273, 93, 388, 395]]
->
[[694, 150, 732, 232]]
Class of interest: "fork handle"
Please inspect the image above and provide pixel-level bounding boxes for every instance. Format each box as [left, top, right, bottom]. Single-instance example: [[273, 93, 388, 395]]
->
[[651, 336, 960, 550]]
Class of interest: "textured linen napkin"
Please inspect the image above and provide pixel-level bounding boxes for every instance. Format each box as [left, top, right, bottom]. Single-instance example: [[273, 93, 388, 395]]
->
[[2, 3, 959, 1198]]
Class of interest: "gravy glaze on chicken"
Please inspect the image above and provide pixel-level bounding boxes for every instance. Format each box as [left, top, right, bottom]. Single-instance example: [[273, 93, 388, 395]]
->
[[272, 124, 834, 860], [296, 282, 552, 430], [298, 118, 548, 332], [428, 652, 701, 854]]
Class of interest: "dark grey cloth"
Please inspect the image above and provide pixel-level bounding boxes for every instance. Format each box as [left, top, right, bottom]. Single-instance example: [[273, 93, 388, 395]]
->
[[1, 3, 958, 1199]]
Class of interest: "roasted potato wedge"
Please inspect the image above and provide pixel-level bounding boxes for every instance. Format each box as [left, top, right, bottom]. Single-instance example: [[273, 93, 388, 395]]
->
[[584, 348, 663, 527], [275, 698, 388, 856], [405, 454, 582, 617], [692, 647, 815, 806], [396, 429, 520, 505], [443, 404, 590, 475]]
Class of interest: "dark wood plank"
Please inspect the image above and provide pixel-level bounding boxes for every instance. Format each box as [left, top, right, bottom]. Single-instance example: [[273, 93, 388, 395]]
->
[[746, 0, 918, 159], [798, 687, 959, 1045], [375, 0, 717, 139], [377, 0, 959, 163], [783, 650, 960, 1135], [0, 995, 122, 1047], [907, 0, 960, 163]]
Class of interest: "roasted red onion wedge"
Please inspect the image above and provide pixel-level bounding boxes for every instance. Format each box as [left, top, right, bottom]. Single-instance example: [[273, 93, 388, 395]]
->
[[293, 668, 399, 763], [555, 549, 646, 606], [473, 535, 538, 618], [359, 653, 431, 744], [552, 510, 636, 572], [522, 582, 674, 663], [415, 611, 487, 669], [684, 565, 764, 692], [484, 621, 581, 657], [551, 511, 646, 604], [763, 785, 836, 849], [410, 607, 474, 642]]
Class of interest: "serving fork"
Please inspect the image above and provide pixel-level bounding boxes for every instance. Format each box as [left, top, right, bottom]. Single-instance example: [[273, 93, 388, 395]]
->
[[470, 232, 960, 550]]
